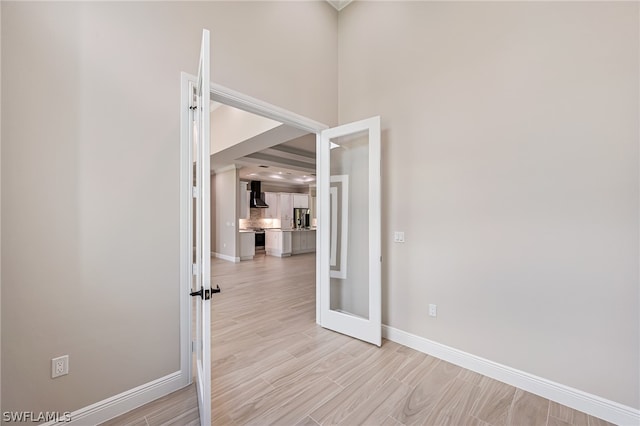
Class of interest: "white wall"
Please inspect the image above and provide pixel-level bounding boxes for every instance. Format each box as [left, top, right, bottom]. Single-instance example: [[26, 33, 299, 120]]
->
[[1, 0, 337, 415], [338, 1, 639, 409], [213, 168, 238, 259]]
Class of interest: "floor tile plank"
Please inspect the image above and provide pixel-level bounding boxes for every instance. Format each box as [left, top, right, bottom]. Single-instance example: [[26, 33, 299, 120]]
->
[[103, 254, 613, 426], [506, 389, 549, 426], [391, 359, 461, 425], [338, 378, 411, 426], [469, 376, 517, 426]]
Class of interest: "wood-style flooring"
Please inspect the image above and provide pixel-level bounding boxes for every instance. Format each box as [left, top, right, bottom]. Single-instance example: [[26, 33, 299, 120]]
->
[[103, 253, 615, 426]]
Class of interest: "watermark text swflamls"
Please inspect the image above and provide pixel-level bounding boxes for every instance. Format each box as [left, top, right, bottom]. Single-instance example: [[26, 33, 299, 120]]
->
[[3, 411, 72, 423]]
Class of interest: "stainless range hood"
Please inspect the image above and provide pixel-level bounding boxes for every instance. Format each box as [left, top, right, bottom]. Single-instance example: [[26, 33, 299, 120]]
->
[[250, 181, 269, 208]]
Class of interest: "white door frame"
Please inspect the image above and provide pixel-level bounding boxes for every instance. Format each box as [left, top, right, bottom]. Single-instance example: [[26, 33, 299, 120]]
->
[[179, 80, 329, 385], [179, 72, 194, 386]]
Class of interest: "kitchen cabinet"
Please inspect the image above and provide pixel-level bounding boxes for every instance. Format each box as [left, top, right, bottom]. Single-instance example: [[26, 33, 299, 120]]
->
[[265, 230, 291, 257], [292, 194, 309, 209], [239, 231, 255, 260], [278, 193, 293, 229], [307, 230, 316, 251], [263, 192, 308, 228], [239, 182, 250, 220], [262, 192, 279, 219], [309, 185, 317, 223], [291, 230, 316, 254]]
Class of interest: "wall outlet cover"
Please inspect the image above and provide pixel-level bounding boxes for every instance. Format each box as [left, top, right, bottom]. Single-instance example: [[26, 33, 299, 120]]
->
[[51, 355, 69, 378], [429, 304, 437, 317]]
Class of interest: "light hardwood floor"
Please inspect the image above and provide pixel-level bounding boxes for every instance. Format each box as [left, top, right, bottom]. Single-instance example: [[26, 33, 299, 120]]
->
[[104, 253, 615, 426]]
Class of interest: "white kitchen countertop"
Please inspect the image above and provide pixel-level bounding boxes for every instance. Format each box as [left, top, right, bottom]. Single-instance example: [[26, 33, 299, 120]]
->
[[266, 228, 316, 232]]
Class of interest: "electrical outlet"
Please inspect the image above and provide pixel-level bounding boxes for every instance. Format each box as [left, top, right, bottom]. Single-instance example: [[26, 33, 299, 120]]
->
[[429, 304, 437, 317], [51, 355, 69, 378], [394, 231, 405, 243]]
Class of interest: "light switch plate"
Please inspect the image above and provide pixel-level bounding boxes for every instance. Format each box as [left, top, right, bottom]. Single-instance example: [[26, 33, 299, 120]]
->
[[394, 231, 405, 243]]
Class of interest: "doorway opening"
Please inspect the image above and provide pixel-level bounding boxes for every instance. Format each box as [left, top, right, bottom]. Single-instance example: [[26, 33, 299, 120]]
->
[[180, 77, 382, 394], [207, 83, 326, 323]]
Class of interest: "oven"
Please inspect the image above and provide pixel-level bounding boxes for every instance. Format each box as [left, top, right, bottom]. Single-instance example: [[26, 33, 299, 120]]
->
[[254, 230, 265, 252]]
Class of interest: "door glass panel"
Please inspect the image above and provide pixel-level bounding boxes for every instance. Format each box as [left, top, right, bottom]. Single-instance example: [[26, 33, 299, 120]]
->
[[329, 129, 370, 320]]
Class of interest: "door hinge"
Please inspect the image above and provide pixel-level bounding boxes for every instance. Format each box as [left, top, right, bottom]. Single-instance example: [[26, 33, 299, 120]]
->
[[192, 263, 198, 275], [192, 186, 198, 198]]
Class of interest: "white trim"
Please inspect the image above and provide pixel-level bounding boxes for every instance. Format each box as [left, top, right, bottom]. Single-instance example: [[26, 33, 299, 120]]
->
[[179, 72, 194, 387], [194, 29, 212, 426], [382, 325, 640, 426], [41, 372, 185, 426], [315, 134, 323, 326], [213, 252, 240, 263], [329, 175, 349, 280], [209, 83, 327, 135]]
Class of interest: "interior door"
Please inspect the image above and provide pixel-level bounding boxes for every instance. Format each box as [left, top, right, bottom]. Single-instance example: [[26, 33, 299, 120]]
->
[[318, 116, 381, 346], [191, 29, 211, 426]]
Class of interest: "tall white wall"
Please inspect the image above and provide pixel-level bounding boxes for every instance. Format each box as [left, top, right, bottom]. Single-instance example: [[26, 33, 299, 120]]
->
[[213, 168, 239, 259], [1, 1, 337, 414], [338, 1, 639, 409]]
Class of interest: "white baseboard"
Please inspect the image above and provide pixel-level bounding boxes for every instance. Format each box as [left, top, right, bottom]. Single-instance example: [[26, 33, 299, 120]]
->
[[41, 371, 187, 426], [212, 252, 240, 263], [382, 325, 639, 426], [265, 249, 291, 258]]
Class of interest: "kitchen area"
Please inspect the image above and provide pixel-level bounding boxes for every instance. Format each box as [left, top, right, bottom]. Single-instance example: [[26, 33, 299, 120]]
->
[[209, 103, 318, 264], [238, 180, 316, 261]]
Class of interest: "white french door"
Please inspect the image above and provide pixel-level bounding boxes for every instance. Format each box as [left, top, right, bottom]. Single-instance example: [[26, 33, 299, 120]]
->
[[318, 116, 382, 346], [191, 29, 212, 426]]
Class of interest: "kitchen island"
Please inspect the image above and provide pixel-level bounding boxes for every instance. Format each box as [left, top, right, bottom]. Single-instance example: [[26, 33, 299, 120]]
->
[[266, 228, 316, 257], [239, 229, 255, 261]]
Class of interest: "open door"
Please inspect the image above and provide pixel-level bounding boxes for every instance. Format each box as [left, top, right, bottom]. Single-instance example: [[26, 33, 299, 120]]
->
[[191, 29, 212, 426], [318, 116, 382, 346]]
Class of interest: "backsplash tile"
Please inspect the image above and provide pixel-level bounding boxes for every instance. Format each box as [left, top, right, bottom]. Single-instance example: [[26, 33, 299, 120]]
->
[[239, 208, 281, 230]]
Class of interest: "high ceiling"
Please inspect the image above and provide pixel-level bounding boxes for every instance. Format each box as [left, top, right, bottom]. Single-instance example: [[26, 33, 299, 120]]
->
[[236, 134, 316, 186], [326, 0, 353, 11], [211, 104, 316, 187], [210, 0, 359, 186]]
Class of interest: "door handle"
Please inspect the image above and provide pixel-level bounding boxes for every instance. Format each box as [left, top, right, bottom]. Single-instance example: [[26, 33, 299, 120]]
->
[[190, 285, 221, 300], [190, 286, 210, 300]]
